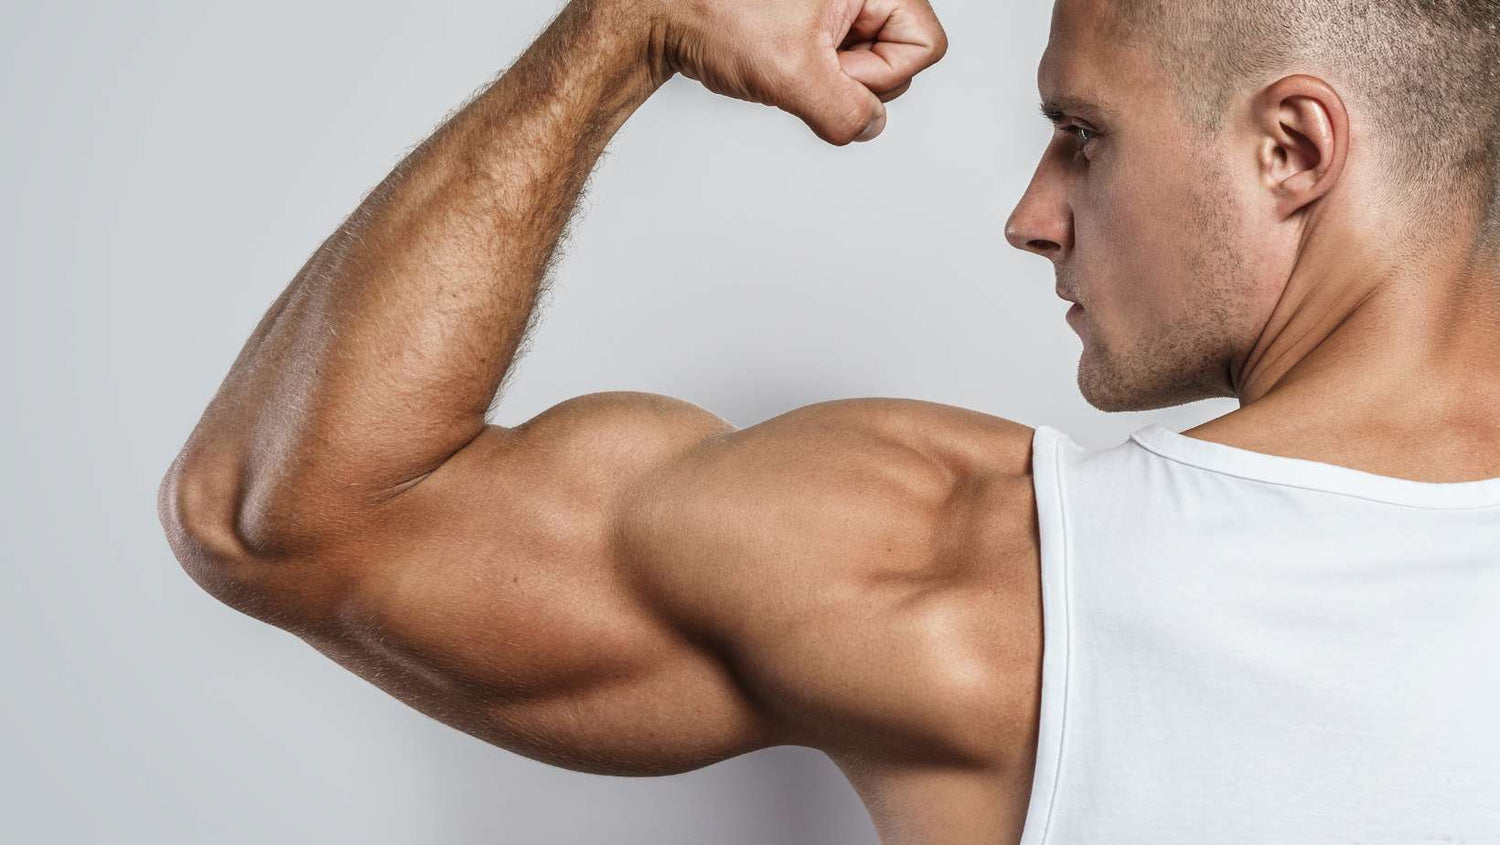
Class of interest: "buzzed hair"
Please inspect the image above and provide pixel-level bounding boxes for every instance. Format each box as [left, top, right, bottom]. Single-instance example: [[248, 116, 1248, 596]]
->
[[1106, 0, 1500, 250]]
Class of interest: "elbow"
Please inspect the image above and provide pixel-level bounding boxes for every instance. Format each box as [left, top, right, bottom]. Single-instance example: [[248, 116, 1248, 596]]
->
[[157, 455, 352, 632], [157, 455, 266, 611]]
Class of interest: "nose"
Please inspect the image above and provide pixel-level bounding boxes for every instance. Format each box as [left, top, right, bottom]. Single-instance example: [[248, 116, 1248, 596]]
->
[[1004, 165, 1070, 261], [1005, 217, 1064, 259]]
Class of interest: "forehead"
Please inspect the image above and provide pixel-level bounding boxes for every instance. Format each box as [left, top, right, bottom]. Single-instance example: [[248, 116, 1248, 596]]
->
[[1038, 0, 1155, 121]]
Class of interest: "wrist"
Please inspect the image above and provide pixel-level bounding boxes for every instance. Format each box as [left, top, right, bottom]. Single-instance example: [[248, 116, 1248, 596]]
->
[[630, 0, 678, 91], [567, 0, 676, 96]]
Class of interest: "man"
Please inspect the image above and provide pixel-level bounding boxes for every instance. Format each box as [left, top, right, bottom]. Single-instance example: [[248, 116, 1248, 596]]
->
[[158, 0, 1500, 841]]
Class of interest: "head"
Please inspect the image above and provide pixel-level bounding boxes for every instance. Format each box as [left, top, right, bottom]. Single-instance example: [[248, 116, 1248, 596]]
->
[[1006, 0, 1500, 413]]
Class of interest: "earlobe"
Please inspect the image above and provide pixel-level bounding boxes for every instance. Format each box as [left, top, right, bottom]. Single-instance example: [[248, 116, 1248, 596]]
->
[[1255, 75, 1348, 220]]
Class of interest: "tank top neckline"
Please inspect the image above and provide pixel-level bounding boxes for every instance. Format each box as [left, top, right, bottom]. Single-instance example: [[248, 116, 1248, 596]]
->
[[1126, 422, 1500, 510]]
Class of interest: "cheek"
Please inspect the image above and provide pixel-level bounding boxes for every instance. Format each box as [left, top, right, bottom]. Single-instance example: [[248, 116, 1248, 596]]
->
[[1074, 198, 1195, 326], [1076, 145, 1266, 359]]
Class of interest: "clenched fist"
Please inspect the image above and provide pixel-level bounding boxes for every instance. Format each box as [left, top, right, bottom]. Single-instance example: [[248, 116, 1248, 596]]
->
[[642, 0, 949, 145]]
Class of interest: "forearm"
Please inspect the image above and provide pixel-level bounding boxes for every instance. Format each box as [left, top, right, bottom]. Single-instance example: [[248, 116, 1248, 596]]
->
[[169, 0, 668, 555]]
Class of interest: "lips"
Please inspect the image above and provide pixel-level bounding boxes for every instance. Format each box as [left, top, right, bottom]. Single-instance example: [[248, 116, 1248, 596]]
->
[[1066, 302, 1086, 332]]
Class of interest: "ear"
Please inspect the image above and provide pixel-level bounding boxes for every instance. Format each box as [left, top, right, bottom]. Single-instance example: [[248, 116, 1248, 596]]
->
[[1251, 74, 1349, 220]]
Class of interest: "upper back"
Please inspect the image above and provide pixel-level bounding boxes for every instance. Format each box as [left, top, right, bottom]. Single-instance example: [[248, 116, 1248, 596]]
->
[[1018, 422, 1500, 844]]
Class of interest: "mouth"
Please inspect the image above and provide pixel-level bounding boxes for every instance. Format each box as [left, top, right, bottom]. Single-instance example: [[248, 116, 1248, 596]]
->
[[1065, 302, 1086, 335]]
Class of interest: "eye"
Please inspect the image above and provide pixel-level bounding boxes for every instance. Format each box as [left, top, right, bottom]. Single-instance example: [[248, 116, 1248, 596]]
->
[[1061, 124, 1098, 149]]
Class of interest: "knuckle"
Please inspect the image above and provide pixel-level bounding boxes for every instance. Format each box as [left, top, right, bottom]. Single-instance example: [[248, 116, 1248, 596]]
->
[[818, 113, 861, 146], [930, 30, 949, 63], [834, 106, 869, 145], [928, 14, 950, 61]]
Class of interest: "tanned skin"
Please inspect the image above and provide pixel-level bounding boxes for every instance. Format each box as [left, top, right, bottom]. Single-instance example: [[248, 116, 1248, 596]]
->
[[157, 0, 1500, 841], [156, 0, 1041, 841]]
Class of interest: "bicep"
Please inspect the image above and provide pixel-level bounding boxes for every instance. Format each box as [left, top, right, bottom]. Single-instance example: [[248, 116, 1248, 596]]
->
[[293, 392, 780, 776], [259, 392, 1035, 775]]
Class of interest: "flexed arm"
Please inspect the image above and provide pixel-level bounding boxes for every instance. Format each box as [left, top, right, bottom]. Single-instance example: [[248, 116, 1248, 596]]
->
[[160, 0, 946, 573], [155, 0, 1004, 785], [161, 0, 673, 573]]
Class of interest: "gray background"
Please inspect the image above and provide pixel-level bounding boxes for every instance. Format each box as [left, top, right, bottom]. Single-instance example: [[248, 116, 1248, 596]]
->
[[0, 1, 1232, 842]]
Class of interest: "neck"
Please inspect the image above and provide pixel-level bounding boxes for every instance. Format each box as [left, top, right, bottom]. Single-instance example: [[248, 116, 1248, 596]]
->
[[1230, 226, 1500, 433]]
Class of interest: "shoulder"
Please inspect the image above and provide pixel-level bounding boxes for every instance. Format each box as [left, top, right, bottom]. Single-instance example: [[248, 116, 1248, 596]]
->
[[749, 398, 1041, 577], [624, 397, 1038, 587], [699, 396, 1038, 501], [762, 396, 1037, 465], [622, 397, 1043, 767]]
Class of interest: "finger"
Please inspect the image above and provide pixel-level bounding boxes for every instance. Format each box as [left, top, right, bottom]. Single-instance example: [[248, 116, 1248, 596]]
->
[[876, 79, 912, 103], [837, 39, 910, 101], [779, 48, 888, 145], [835, 1, 948, 93]]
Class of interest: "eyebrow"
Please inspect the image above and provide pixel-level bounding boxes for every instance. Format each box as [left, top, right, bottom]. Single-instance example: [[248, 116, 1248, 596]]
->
[[1038, 94, 1116, 124]]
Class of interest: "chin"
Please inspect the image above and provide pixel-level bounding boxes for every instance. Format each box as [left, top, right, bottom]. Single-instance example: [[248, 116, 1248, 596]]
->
[[1079, 382, 1160, 413], [1076, 352, 1221, 413]]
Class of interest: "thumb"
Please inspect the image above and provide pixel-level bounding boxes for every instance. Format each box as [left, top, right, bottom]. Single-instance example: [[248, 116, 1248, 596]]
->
[[780, 50, 888, 146]]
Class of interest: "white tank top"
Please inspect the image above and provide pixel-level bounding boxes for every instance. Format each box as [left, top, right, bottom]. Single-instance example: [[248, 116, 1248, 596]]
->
[[1018, 423, 1500, 845]]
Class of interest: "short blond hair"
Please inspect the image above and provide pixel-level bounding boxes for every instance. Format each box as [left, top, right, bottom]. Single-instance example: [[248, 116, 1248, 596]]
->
[[1106, 0, 1500, 247]]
